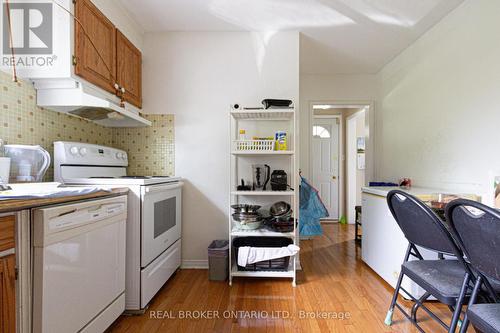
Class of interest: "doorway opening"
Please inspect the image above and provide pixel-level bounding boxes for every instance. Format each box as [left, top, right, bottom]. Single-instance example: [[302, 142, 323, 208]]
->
[[310, 103, 371, 224]]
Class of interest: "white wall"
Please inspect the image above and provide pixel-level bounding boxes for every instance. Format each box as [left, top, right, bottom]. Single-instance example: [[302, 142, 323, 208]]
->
[[142, 32, 300, 265], [93, 0, 144, 49], [299, 74, 377, 179], [376, 0, 500, 202]]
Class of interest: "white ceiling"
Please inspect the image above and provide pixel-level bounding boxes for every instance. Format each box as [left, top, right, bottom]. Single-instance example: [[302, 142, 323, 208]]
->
[[118, 0, 464, 74]]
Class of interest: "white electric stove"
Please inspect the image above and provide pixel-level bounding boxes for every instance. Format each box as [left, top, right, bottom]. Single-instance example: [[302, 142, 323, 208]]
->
[[54, 141, 182, 312]]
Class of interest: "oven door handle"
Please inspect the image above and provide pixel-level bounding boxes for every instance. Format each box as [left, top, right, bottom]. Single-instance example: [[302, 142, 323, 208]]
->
[[143, 182, 183, 194]]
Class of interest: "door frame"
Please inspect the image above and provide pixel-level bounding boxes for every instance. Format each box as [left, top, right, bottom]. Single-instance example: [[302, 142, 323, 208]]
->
[[346, 110, 365, 224], [308, 100, 375, 222], [311, 115, 342, 221]]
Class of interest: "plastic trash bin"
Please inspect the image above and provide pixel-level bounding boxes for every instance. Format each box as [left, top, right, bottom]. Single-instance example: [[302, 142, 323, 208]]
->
[[208, 240, 229, 281]]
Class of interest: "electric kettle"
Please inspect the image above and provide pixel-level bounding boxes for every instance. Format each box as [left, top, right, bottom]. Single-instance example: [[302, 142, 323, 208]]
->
[[4, 145, 51, 182]]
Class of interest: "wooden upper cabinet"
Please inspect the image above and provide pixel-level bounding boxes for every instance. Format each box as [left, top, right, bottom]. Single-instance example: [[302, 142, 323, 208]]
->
[[116, 30, 142, 108], [74, 0, 117, 94]]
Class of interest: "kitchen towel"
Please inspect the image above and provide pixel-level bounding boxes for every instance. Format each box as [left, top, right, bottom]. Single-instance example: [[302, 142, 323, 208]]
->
[[237, 245, 300, 267], [0, 183, 110, 200]]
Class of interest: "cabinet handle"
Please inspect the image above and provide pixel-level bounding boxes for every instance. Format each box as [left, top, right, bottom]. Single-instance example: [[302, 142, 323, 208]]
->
[[0, 248, 15, 258]]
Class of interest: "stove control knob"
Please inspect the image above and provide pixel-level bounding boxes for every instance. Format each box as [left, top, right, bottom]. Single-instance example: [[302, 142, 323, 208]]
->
[[121, 153, 127, 160], [79, 148, 87, 156], [115, 152, 121, 159], [70, 146, 79, 155]]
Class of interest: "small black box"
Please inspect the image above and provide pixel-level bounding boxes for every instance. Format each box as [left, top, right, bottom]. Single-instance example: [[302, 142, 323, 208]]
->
[[271, 170, 288, 191]]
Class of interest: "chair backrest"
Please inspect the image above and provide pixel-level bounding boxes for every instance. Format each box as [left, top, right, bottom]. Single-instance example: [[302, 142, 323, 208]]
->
[[387, 190, 461, 255], [445, 199, 500, 281]]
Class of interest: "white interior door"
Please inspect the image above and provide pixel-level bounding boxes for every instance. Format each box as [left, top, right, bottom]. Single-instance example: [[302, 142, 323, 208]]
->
[[312, 118, 340, 220]]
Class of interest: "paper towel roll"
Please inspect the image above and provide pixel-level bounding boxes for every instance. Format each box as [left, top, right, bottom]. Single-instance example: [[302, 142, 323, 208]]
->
[[0, 157, 11, 184]]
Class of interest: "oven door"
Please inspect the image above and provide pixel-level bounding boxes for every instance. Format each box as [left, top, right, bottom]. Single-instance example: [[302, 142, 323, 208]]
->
[[141, 182, 182, 267]]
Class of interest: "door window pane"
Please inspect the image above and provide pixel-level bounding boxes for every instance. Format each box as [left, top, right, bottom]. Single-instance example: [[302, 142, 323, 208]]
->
[[313, 125, 331, 138]]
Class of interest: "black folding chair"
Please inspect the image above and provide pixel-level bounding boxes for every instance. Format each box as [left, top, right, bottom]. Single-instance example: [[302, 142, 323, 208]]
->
[[445, 199, 500, 333], [385, 190, 473, 333], [467, 304, 500, 333]]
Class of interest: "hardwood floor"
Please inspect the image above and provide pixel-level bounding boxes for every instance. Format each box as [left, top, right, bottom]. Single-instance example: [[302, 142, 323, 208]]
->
[[109, 224, 453, 333]]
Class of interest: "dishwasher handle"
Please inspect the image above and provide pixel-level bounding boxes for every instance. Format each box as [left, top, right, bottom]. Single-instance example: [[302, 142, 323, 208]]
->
[[48, 203, 126, 230], [143, 182, 183, 194]]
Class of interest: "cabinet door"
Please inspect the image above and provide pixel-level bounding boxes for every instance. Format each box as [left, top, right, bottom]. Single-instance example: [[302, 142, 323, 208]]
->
[[116, 30, 142, 108], [0, 255, 16, 333], [0, 216, 14, 253], [0, 215, 15, 333], [75, 0, 117, 94]]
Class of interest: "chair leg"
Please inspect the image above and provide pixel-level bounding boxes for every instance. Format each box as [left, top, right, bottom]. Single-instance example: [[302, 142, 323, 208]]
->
[[459, 276, 482, 333], [385, 270, 405, 326], [448, 273, 469, 333], [354, 219, 359, 241], [411, 292, 430, 322]]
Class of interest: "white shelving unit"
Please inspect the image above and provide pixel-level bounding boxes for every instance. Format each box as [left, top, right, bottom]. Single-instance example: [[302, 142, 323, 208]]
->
[[228, 107, 298, 286], [231, 151, 294, 156], [230, 191, 295, 196]]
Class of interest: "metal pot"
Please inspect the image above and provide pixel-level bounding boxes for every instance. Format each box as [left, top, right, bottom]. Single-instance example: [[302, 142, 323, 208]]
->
[[270, 201, 291, 217], [232, 212, 263, 224], [231, 204, 261, 214], [274, 211, 293, 222]]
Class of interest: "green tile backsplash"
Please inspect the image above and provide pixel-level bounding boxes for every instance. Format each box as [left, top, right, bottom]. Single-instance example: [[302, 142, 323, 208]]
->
[[112, 114, 175, 176], [0, 71, 174, 180]]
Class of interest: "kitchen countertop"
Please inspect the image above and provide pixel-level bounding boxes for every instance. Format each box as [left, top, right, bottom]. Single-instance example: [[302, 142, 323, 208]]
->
[[362, 186, 449, 198], [0, 187, 129, 214], [362, 186, 480, 199], [362, 186, 481, 216]]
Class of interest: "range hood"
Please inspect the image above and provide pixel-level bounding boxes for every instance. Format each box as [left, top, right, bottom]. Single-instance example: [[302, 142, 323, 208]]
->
[[34, 79, 151, 127]]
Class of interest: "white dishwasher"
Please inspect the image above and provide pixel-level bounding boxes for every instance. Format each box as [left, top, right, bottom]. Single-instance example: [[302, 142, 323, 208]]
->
[[32, 195, 127, 333]]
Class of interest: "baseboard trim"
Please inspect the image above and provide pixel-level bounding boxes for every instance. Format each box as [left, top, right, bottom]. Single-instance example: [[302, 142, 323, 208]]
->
[[181, 260, 209, 269]]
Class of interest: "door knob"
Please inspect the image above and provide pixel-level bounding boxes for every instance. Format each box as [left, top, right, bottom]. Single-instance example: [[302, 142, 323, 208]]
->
[[332, 176, 337, 180]]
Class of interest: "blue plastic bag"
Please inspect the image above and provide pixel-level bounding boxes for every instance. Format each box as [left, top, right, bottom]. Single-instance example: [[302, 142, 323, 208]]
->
[[299, 176, 329, 236]]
